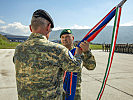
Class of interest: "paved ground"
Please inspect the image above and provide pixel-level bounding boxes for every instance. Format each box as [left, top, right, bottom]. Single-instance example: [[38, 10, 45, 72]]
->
[[0, 49, 133, 100], [82, 50, 133, 100]]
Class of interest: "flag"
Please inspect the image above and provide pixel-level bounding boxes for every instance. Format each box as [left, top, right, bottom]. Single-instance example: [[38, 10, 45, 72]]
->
[[97, 6, 122, 100], [63, 72, 77, 100], [63, 0, 126, 100], [70, 7, 116, 55]]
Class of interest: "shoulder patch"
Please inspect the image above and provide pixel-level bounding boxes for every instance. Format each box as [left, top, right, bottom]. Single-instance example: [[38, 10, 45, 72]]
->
[[68, 51, 74, 59]]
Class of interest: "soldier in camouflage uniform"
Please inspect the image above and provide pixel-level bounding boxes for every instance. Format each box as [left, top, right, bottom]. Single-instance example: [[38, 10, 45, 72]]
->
[[13, 9, 83, 100], [60, 29, 96, 100]]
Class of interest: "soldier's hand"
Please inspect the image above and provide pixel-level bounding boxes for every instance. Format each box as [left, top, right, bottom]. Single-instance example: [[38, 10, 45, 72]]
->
[[75, 47, 82, 55], [79, 40, 90, 52]]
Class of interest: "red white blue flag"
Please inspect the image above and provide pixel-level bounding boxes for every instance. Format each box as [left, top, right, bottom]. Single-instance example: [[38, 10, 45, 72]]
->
[[63, 0, 127, 100], [97, 6, 122, 100]]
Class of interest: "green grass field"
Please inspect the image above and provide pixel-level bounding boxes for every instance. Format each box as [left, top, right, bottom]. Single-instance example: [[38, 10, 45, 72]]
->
[[0, 42, 20, 49], [0, 34, 102, 49], [0, 34, 20, 49], [90, 44, 102, 50], [0, 42, 102, 50]]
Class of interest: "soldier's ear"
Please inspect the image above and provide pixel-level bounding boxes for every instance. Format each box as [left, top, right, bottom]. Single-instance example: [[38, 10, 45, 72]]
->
[[47, 23, 51, 32], [29, 25, 32, 32], [73, 36, 74, 41]]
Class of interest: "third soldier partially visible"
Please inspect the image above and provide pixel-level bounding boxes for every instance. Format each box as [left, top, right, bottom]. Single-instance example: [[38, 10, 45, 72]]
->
[[60, 29, 96, 100]]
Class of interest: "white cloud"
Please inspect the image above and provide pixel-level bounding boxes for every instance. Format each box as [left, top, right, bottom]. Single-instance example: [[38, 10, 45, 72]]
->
[[53, 24, 90, 30], [53, 26, 64, 30], [0, 22, 30, 36], [120, 21, 133, 26], [70, 24, 91, 29], [0, 19, 5, 24]]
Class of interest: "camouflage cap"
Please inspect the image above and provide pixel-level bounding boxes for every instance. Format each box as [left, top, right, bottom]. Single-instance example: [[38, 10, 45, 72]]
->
[[60, 29, 72, 38], [33, 9, 54, 28]]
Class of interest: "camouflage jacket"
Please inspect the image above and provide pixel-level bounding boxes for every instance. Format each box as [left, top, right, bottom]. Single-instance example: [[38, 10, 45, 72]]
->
[[70, 46, 96, 100], [77, 50, 96, 86], [13, 33, 82, 100]]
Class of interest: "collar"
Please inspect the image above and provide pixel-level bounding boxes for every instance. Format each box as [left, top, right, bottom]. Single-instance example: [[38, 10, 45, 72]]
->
[[28, 33, 47, 40], [70, 45, 75, 51]]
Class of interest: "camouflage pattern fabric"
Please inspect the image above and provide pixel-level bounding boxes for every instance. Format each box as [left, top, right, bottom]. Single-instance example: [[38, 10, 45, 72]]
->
[[62, 47, 96, 100], [13, 33, 82, 100], [75, 50, 96, 100]]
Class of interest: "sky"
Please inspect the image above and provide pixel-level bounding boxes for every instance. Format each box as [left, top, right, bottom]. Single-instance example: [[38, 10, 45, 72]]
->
[[0, 0, 132, 36]]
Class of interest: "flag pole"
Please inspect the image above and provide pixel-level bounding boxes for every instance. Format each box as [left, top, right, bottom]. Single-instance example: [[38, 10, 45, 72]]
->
[[117, 0, 127, 7], [96, 0, 127, 100]]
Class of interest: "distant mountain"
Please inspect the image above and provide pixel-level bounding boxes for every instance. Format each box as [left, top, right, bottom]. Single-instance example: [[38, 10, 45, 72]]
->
[[0, 34, 9, 42], [92, 26, 133, 44], [49, 26, 133, 44], [0, 26, 133, 44], [0, 32, 12, 36], [49, 29, 89, 42], [0, 32, 29, 42]]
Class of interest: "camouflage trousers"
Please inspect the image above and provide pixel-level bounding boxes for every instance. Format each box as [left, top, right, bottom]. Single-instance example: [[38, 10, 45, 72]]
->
[[18, 95, 61, 100], [62, 88, 81, 100], [74, 88, 81, 100], [18, 90, 62, 100]]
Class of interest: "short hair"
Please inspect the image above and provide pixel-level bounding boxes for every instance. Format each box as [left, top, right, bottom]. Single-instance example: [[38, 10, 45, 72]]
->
[[31, 17, 50, 31]]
